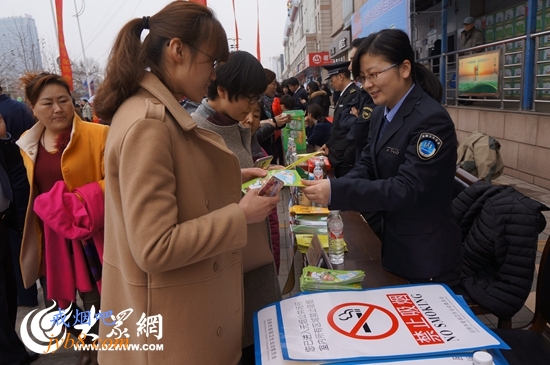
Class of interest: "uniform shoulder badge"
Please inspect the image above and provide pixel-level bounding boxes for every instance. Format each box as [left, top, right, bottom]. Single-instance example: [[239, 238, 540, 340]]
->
[[362, 106, 373, 120], [416, 133, 442, 160], [350, 88, 356, 94]]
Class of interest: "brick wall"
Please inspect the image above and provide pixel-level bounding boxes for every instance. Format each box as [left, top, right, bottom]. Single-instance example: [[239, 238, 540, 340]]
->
[[447, 106, 550, 189]]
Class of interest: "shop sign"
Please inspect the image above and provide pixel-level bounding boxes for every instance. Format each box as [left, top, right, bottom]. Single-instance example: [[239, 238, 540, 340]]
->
[[306, 52, 333, 67], [329, 30, 351, 58]]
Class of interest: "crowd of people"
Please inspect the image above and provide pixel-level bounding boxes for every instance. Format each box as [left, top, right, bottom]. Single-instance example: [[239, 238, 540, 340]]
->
[[0, 1, 467, 365]]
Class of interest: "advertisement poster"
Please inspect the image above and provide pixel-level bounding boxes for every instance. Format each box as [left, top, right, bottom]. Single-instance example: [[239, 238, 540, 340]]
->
[[274, 284, 507, 363], [254, 305, 508, 365], [351, 0, 410, 39], [458, 50, 501, 97]]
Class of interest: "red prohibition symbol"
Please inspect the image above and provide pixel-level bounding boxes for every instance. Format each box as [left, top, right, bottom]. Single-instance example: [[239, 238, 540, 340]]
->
[[327, 302, 399, 340]]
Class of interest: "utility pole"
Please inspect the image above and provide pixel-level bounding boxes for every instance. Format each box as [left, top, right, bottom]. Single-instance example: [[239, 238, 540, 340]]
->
[[73, 0, 92, 98]]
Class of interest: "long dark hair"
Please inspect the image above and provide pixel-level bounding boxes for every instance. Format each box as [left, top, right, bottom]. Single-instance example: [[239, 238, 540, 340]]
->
[[306, 81, 320, 94], [351, 29, 442, 102], [94, 1, 229, 122]]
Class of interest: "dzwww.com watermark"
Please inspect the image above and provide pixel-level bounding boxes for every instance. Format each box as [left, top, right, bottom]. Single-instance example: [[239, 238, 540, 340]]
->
[[21, 300, 164, 353], [47, 333, 164, 352]]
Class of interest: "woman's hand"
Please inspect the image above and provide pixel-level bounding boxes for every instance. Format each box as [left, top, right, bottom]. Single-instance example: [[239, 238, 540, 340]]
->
[[300, 179, 331, 206], [350, 107, 359, 118], [239, 188, 280, 224], [241, 167, 268, 183], [274, 113, 291, 128], [319, 144, 329, 156], [267, 165, 285, 171]]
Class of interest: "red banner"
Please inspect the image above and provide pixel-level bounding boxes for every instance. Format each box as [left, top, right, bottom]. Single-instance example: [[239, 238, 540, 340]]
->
[[55, 0, 73, 91], [189, 0, 207, 5], [256, 0, 261, 61]]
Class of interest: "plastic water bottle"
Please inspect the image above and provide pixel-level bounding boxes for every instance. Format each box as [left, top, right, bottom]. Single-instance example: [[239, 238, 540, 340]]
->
[[313, 161, 323, 180], [327, 211, 345, 265], [286, 137, 296, 165]]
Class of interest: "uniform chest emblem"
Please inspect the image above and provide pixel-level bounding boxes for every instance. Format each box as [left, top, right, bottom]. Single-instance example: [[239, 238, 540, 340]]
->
[[362, 106, 373, 120], [416, 133, 442, 160]]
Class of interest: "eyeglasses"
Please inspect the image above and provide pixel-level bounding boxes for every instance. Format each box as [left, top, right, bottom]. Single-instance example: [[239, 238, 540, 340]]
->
[[364, 63, 399, 82], [190, 44, 219, 69], [246, 94, 264, 105], [170, 42, 219, 69]]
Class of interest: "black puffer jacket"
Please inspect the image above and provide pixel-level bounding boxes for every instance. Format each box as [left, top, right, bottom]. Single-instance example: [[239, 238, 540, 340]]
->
[[453, 181, 548, 319]]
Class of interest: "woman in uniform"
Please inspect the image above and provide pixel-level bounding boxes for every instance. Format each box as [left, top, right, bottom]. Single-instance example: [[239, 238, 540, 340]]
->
[[301, 29, 462, 285]]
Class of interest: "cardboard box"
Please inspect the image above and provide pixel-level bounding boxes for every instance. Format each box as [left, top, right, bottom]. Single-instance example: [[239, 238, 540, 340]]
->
[[485, 14, 495, 27], [485, 27, 495, 43], [537, 76, 550, 99], [516, 3, 526, 18], [495, 11, 505, 23], [504, 21, 514, 39], [495, 25, 505, 40], [515, 18, 526, 35]]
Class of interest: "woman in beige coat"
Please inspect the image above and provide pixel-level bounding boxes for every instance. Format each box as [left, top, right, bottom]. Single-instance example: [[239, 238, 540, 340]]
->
[[93, 2, 279, 364]]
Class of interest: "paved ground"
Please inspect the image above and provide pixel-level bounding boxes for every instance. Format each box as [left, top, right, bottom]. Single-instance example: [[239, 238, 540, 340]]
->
[[15, 173, 550, 364]]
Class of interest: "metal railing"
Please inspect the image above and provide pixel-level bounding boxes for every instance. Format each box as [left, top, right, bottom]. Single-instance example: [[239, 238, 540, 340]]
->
[[418, 35, 538, 110]]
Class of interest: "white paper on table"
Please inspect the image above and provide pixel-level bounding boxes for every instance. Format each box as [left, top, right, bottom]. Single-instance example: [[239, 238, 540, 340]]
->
[[276, 284, 508, 362], [254, 304, 509, 365]]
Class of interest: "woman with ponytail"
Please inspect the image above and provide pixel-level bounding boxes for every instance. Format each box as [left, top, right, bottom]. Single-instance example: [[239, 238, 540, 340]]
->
[[94, 2, 278, 364], [302, 29, 461, 286]]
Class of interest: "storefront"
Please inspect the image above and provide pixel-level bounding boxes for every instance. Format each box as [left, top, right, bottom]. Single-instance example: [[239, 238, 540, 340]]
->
[[329, 30, 351, 62], [294, 52, 334, 84]]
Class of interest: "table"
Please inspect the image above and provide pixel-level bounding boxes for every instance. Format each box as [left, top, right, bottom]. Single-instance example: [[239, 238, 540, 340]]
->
[[296, 210, 408, 290]]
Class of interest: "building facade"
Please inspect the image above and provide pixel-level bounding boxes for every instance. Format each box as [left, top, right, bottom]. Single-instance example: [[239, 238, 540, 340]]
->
[[282, 0, 334, 82], [0, 15, 43, 92]]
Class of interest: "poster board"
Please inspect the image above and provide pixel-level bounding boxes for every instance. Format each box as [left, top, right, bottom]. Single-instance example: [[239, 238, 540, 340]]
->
[[274, 284, 508, 362], [458, 50, 501, 97]]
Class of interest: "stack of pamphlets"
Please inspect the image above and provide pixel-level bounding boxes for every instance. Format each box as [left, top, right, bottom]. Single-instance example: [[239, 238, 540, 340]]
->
[[300, 265, 365, 291]]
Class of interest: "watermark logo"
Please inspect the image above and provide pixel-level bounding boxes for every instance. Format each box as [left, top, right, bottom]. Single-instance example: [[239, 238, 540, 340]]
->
[[20, 301, 164, 353]]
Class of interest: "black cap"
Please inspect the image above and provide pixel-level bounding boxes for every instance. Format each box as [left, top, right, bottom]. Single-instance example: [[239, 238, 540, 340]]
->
[[323, 61, 350, 80]]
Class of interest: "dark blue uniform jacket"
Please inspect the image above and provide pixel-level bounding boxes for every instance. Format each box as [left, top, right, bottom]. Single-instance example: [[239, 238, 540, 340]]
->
[[329, 84, 462, 280]]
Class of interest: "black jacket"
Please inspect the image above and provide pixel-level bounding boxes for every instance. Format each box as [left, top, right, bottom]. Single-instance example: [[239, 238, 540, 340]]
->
[[343, 87, 377, 163], [326, 82, 360, 174], [307, 119, 332, 148], [330, 84, 461, 280], [453, 181, 548, 319], [292, 87, 309, 111]]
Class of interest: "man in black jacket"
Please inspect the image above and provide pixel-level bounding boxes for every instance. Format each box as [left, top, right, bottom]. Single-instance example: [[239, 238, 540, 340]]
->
[[0, 87, 37, 307], [287, 77, 308, 111], [0, 114, 39, 365], [320, 61, 360, 177]]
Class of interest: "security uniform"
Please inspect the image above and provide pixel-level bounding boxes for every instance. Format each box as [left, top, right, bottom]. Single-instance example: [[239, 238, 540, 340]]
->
[[329, 84, 462, 284]]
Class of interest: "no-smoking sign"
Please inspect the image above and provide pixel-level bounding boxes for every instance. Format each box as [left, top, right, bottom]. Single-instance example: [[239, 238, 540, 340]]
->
[[327, 302, 398, 340]]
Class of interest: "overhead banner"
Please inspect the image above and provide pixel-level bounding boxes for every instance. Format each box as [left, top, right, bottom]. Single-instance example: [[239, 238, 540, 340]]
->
[[259, 284, 507, 363], [351, 0, 410, 39], [458, 50, 501, 97], [55, 0, 73, 91]]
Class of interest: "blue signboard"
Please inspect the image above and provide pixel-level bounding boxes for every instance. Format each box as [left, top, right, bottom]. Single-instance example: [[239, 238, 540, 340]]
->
[[351, 0, 410, 39]]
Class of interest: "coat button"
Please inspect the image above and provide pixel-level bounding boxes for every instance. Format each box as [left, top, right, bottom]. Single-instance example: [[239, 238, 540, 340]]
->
[[217, 327, 223, 336], [213, 262, 219, 272]]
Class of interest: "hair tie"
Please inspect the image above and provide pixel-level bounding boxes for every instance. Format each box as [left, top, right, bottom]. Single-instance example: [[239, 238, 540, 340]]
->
[[142, 16, 150, 30]]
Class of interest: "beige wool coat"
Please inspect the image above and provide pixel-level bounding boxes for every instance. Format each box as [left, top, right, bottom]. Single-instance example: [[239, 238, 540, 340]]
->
[[99, 73, 248, 365]]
